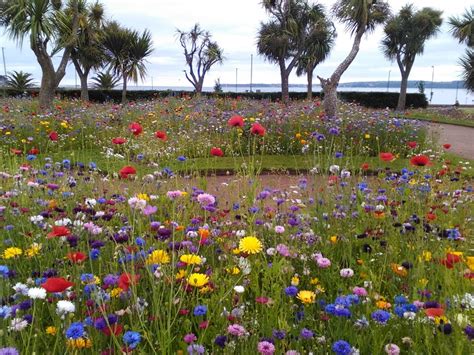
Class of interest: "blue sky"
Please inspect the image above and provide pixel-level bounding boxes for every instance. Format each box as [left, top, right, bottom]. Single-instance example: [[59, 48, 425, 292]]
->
[[0, 0, 470, 87]]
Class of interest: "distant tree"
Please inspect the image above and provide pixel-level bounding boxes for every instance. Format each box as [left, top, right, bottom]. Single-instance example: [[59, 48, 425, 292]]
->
[[449, 8, 474, 92], [296, 8, 336, 99], [214, 78, 223, 93], [381, 5, 442, 111], [177, 24, 224, 94], [258, 0, 331, 102], [102, 21, 153, 103], [0, 0, 80, 108], [417, 81, 425, 95], [317, 0, 390, 117], [6, 71, 35, 92], [91, 70, 120, 90], [66, 0, 106, 101]]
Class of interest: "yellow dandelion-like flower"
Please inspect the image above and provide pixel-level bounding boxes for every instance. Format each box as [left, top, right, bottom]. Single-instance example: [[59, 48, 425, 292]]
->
[[238, 236, 262, 255], [180, 254, 202, 265], [176, 270, 187, 280], [136, 193, 150, 201], [232, 248, 241, 255], [199, 285, 213, 294], [109, 287, 123, 298], [419, 251, 432, 262], [226, 267, 240, 275], [187, 273, 209, 287], [146, 249, 170, 265], [3, 247, 22, 259], [329, 236, 338, 244], [291, 276, 300, 286], [310, 277, 319, 285], [46, 326, 57, 335], [466, 257, 474, 272], [297, 290, 316, 304], [67, 338, 92, 349], [25, 243, 41, 257]]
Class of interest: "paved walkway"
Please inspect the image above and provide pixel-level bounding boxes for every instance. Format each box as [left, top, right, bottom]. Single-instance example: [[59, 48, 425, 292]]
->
[[428, 123, 474, 160]]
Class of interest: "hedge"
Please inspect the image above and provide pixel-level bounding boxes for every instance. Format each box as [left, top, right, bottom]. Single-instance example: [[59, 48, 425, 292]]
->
[[3, 88, 428, 109]]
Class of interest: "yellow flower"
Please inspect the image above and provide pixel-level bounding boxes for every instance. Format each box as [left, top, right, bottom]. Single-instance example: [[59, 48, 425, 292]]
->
[[109, 287, 123, 298], [376, 300, 391, 309], [419, 251, 432, 262], [291, 276, 300, 286], [67, 338, 92, 349], [136, 193, 150, 201], [176, 270, 187, 280], [295, 133, 302, 139], [187, 273, 209, 287], [418, 278, 429, 287], [297, 290, 316, 304], [239, 236, 262, 254], [466, 256, 474, 271], [146, 249, 170, 265], [310, 277, 319, 285], [46, 326, 57, 335], [226, 267, 240, 275], [3, 247, 22, 259], [232, 248, 241, 255], [180, 254, 202, 265], [329, 236, 338, 244], [25, 243, 41, 257]]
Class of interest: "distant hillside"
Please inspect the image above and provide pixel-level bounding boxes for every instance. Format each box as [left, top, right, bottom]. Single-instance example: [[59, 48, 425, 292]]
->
[[222, 81, 464, 89]]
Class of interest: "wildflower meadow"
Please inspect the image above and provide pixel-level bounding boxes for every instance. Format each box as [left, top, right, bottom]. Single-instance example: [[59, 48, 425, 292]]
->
[[0, 96, 472, 355]]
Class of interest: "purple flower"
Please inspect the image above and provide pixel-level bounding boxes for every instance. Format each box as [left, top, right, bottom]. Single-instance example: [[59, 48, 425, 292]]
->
[[371, 310, 391, 324], [300, 328, 313, 339], [257, 341, 275, 354], [332, 340, 352, 355]]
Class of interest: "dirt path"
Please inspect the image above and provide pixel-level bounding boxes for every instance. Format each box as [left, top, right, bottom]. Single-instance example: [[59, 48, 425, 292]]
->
[[428, 123, 474, 160]]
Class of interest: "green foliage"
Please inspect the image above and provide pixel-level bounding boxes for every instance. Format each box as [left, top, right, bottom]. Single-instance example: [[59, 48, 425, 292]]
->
[[6, 71, 36, 91], [332, 0, 391, 35], [459, 49, 474, 92], [417, 81, 425, 94], [91, 71, 120, 90]]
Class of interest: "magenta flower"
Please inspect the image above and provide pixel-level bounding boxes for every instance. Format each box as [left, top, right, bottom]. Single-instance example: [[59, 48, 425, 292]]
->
[[257, 341, 275, 354]]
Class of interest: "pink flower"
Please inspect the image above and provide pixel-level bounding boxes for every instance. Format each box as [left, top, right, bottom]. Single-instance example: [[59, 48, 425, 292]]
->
[[258, 341, 275, 355], [227, 324, 247, 336], [184, 333, 197, 344], [274, 225, 285, 234], [352, 287, 368, 297], [317, 257, 331, 268], [276, 244, 290, 257], [142, 205, 157, 216], [384, 343, 400, 355], [197, 193, 215, 206], [340, 268, 354, 278]]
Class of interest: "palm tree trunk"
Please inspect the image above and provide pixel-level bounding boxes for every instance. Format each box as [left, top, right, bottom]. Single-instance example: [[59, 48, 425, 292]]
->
[[79, 74, 89, 102], [280, 61, 289, 103], [38, 68, 57, 108], [397, 74, 409, 111], [122, 73, 128, 103], [322, 82, 337, 118], [307, 70, 313, 99]]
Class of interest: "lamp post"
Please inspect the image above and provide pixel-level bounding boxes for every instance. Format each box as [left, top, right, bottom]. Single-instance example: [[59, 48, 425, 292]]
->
[[386, 70, 391, 92], [429, 65, 434, 103]]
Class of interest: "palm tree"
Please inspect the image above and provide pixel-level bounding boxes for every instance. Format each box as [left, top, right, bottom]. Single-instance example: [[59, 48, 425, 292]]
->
[[67, 0, 106, 101], [177, 24, 224, 93], [102, 22, 153, 103], [6, 71, 36, 92], [258, 0, 328, 102], [0, 0, 80, 108], [449, 8, 474, 92], [317, 0, 390, 117], [381, 5, 442, 111], [296, 12, 335, 99], [91, 71, 120, 90]]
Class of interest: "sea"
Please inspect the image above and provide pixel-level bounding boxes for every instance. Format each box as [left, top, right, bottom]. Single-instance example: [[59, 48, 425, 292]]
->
[[124, 85, 474, 106]]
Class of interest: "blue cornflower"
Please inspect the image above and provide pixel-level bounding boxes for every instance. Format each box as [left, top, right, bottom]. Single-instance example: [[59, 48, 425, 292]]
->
[[334, 307, 351, 318], [177, 156, 186, 161], [214, 335, 227, 348], [285, 286, 298, 297], [135, 237, 146, 247], [394, 295, 408, 305], [26, 154, 36, 161], [193, 305, 207, 316], [89, 162, 97, 169], [272, 329, 286, 340], [80, 274, 95, 283], [332, 340, 352, 355], [300, 328, 313, 339], [90, 249, 100, 260], [325, 304, 336, 315], [94, 317, 107, 330], [66, 322, 84, 339], [371, 310, 391, 324], [187, 344, 205, 354], [123, 331, 141, 349], [0, 265, 9, 278], [0, 347, 19, 355], [0, 306, 12, 319]]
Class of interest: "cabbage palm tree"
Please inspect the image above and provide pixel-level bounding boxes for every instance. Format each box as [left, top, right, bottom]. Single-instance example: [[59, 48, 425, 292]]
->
[[91, 71, 120, 90], [381, 5, 442, 111], [449, 8, 474, 92], [258, 0, 329, 102], [317, 0, 390, 117], [6, 71, 36, 92], [102, 22, 153, 103], [296, 12, 335, 99], [0, 0, 80, 108], [67, 0, 106, 101]]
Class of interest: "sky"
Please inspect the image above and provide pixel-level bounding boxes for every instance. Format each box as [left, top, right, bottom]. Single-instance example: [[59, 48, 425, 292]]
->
[[0, 0, 471, 88]]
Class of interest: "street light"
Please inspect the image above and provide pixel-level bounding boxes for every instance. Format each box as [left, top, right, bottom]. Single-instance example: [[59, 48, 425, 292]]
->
[[429, 66, 434, 103], [386, 70, 391, 92]]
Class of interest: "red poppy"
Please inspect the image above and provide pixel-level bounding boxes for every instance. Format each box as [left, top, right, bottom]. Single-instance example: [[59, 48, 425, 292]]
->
[[410, 154, 431, 167], [11, 148, 22, 155], [255, 296, 270, 304], [29, 148, 40, 155], [426, 213, 437, 221], [102, 323, 123, 336], [118, 272, 139, 291], [119, 166, 136, 179], [424, 308, 444, 317], [49, 131, 59, 141], [440, 253, 462, 269], [41, 277, 74, 292], [47, 226, 71, 238], [379, 152, 395, 162], [442, 144, 451, 149], [112, 137, 127, 145], [129, 122, 143, 136], [361, 162, 369, 171], [154, 130, 167, 141], [67, 251, 87, 264], [228, 115, 244, 128], [210, 147, 224, 157], [250, 123, 266, 136], [407, 141, 417, 149]]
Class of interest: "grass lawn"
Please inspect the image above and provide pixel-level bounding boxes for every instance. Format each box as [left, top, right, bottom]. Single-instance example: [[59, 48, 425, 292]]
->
[[401, 111, 474, 128]]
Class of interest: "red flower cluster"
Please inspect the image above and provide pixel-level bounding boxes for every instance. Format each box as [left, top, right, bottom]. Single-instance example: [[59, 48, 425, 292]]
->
[[210, 147, 224, 157], [154, 130, 167, 141], [41, 277, 74, 292], [410, 154, 431, 167], [129, 122, 143, 136], [228, 115, 244, 128], [49, 131, 59, 141], [250, 123, 265, 136], [119, 166, 136, 179], [379, 152, 395, 162], [112, 137, 127, 145], [47, 226, 71, 238]]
